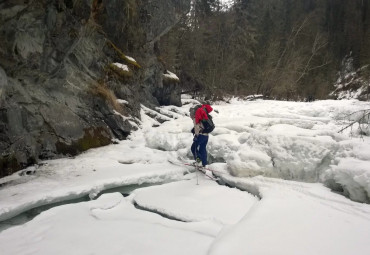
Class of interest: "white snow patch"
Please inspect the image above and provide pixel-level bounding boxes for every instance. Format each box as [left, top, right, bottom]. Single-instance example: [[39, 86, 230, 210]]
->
[[117, 99, 129, 105], [112, 62, 129, 72], [125, 55, 136, 63], [163, 70, 179, 81], [133, 180, 258, 224]]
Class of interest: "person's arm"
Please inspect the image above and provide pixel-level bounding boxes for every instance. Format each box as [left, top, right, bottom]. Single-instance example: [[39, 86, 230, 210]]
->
[[193, 119, 202, 135]]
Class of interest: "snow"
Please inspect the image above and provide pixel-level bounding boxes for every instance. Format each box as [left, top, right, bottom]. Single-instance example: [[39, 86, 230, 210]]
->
[[0, 193, 215, 255], [133, 180, 257, 224], [209, 176, 370, 255], [112, 62, 129, 72], [324, 157, 370, 202], [125, 55, 136, 63], [163, 70, 179, 81], [1, 97, 370, 254], [116, 99, 128, 105]]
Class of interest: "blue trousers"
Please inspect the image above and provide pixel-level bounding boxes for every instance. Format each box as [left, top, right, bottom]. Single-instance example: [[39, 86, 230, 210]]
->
[[191, 134, 209, 167]]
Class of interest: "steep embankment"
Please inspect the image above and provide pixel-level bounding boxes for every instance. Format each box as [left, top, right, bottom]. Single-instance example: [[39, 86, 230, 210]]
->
[[0, 0, 190, 177]]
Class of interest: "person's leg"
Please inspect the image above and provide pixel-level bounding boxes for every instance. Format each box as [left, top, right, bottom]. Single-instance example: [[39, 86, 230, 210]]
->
[[197, 135, 209, 166], [191, 140, 199, 160]]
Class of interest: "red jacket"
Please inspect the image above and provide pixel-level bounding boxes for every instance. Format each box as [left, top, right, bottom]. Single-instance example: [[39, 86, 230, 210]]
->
[[195, 104, 213, 124]]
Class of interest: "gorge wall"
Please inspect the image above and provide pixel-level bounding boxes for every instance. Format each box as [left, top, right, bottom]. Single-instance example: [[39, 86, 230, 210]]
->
[[0, 0, 190, 177]]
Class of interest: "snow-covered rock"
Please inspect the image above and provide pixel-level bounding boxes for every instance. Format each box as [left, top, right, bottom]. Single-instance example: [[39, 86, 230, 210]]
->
[[163, 70, 180, 82], [330, 53, 370, 100]]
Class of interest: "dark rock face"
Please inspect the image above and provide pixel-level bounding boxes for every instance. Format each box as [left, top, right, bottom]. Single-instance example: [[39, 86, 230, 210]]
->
[[0, 0, 190, 177]]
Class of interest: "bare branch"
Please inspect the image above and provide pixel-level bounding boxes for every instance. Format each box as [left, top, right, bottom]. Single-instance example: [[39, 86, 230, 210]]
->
[[338, 110, 370, 136], [296, 32, 328, 83]]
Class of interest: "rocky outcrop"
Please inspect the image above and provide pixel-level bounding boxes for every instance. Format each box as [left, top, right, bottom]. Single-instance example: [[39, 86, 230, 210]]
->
[[330, 54, 370, 100], [0, 0, 190, 177]]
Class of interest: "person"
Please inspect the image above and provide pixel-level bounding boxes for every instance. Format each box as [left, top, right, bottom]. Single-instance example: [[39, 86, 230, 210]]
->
[[190, 104, 213, 167]]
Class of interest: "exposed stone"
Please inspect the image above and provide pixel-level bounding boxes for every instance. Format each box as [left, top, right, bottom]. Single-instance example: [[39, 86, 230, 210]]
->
[[154, 78, 182, 106], [0, 67, 7, 102], [0, 0, 191, 177]]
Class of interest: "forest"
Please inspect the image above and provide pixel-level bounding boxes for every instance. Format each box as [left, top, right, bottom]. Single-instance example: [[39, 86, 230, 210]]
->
[[159, 0, 370, 100]]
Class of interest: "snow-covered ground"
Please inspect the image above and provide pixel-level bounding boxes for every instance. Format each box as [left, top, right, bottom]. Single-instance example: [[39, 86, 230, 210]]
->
[[0, 97, 370, 255]]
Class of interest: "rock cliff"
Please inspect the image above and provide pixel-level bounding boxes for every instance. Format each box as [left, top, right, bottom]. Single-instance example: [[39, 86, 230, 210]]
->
[[0, 0, 190, 177]]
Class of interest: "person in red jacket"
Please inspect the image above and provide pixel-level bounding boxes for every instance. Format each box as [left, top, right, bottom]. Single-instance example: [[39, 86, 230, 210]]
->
[[190, 104, 213, 167], [194, 104, 213, 126]]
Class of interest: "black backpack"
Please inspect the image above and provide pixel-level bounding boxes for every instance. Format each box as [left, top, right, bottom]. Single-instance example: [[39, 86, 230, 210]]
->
[[201, 107, 215, 133], [190, 105, 215, 133]]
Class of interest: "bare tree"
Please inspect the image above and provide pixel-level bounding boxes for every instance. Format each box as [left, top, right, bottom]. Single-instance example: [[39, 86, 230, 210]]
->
[[338, 109, 370, 137]]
